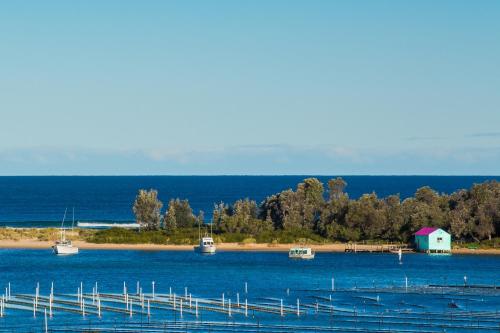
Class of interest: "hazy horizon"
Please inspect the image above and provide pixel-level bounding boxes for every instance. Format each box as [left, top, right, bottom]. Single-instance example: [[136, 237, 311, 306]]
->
[[1, 1, 499, 175]]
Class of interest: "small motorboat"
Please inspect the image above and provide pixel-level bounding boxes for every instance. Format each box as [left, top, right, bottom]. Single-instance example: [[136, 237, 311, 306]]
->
[[289, 247, 315, 260]]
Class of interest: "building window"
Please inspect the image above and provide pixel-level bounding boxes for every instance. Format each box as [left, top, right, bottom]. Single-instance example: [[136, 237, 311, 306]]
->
[[437, 237, 443, 243]]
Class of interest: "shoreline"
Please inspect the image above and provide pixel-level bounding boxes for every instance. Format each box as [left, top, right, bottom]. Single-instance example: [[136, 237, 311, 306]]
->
[[0, 239, 499, 255]]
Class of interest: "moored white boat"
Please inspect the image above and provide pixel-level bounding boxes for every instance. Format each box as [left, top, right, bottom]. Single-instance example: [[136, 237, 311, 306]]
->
[[194, 221, 216, 254], [289, 247, 315, 260], [195, 236, 216, 254], [53, 237, 79, 255], [52, 208, 79, 255]]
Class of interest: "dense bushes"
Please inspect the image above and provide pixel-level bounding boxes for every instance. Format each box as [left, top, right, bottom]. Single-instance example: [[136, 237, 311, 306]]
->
[[130, 178, 499, 244]]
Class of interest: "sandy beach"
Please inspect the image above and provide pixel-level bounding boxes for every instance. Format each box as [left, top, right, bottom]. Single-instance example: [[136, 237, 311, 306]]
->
[[0, 239, 498, 254]]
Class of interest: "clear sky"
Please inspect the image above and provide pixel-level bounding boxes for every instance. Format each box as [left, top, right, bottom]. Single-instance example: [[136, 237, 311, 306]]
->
[[1, 1, 499, 175]]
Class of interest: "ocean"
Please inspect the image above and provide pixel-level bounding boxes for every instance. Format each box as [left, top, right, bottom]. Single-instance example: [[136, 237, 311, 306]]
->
[[0, 176, 498, 227]]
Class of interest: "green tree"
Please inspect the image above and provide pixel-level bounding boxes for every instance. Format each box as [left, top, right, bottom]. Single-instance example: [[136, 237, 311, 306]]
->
[[132, 189, 163, 230]]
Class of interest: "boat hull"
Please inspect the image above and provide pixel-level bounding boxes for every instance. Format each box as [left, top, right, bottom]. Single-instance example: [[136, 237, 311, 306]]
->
[[289, 254, 315, 260], [194, 245, 216, 254], [53, 245, 79, 255]]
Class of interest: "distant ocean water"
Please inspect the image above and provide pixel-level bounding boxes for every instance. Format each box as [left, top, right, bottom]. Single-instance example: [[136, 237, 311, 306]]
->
[[0, 176, 498, 227]]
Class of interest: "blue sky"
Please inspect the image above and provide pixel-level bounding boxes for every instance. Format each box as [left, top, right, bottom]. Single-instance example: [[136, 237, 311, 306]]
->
[[1, 1, 499, 175]]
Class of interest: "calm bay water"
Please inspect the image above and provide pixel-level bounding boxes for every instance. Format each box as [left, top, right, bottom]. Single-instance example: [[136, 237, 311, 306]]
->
[[0, 176, 498, 227], [0, 250, 499, 332]]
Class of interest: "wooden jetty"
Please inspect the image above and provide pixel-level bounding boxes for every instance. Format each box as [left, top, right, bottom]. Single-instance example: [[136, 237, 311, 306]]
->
[[345, 243, 414, 253]]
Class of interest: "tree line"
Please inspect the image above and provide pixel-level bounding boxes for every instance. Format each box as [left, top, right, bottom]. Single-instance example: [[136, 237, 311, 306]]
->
[[133, 178, 499, 242]]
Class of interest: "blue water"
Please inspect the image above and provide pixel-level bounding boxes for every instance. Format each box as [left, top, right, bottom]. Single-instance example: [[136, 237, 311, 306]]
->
[[0, 176, 498, 227], [0, 250, 498, 332]]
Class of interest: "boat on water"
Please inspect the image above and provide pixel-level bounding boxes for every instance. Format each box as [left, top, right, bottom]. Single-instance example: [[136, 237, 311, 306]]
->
[[289, 247, 315, 260], [194, 221, 216, 254], [53, 208, 79, 255]]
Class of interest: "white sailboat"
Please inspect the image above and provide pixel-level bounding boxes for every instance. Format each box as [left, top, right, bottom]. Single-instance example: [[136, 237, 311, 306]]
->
[[195, 221, 216, 254], [52, 208, 79, 255]]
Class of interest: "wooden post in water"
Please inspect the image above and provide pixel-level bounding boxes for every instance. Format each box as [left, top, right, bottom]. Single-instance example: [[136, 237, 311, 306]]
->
[[49, 293, 52, 318], [173, 293, 176, 310], [8, 282, 11, 300], [195, 299, 198, 318], [280, 299, 283, 317], [180, 298, 183, 318], [405, 276, 408, 292], [237, 292, 240, 307], [129, 299, 133, 317], [147, 299, 150, 318], [44, 307, 48, 333], [136, 281, 139, 295], [82, 298, 85, 317], [152, 281, 155, 300], [184, 287, 188, 298], [123, 281, 126, 296], [222, 293, 225, 308], [189, 293, 192, 308], [296, 299, 300, 317], [244, 282, 248, 294], [98, 298, 101, 318], [228, 299, 231, 317], [245, 299, 248, 317], [331, 276, 335, 291], [169, 286, 172, 299], [126, 293, 129, 310]]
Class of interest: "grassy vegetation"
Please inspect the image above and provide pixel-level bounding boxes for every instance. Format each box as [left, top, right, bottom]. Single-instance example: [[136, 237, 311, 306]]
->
[[1, 227, 499, 249], [88, 227, 331, 245], [0, 228, 91, 242], [454, 238, 500, 250]]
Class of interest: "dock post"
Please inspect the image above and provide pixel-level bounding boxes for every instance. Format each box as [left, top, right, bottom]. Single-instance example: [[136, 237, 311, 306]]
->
[[189, 293, 192, 308], [33, 298, 36, 318], [82, 298, 85, 317], [237, 292, 240, 307], [173, 293, 176, 310], [44, 307, 48, 333], [180, 298, 183, 318], [129, 299, 133, 317], [297, 299, 300, 317], [244, 299, 248, 317], [8, 282, 11, 300], [152, 281, 155, 300], [92, 287, 95, 305], [280, 299, 283, 317], [184, 287, 188, 298], [123, 281, 126, 296], [222, 293, 225, 308], [147, 300, 150, 318], [136, 281, 139, 295], [49, 293, 52, 318], [228, 299, 231, 317], [244, 282, 248, 294], [125, 293, 129, 310], [405, 276, 408, 292], [332, 277, 335, 291], [195, 299, 198, 318], [98, 298, 101, 318]]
